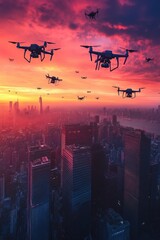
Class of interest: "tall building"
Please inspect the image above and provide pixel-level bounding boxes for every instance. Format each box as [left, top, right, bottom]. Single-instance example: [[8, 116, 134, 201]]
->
[[107, 208, 130, 240], [61, 124, 98, 186], [0, 174, 5, 201], [61, 124, 98, 154], [9, 101, 12, 112], [62, 145, 91, 240], [27, 145, 51, 240], [123, 129, 150, 239], [39, 96, 43, 114]]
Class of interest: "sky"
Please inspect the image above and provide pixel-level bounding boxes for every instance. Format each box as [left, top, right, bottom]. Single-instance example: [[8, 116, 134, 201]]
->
[[0, 0, 160, 108]]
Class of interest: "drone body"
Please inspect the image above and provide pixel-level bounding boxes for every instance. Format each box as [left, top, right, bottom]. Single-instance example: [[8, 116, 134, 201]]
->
[[9, 58, 14, 62], [81, 76, 87, 79], [113, 86, 144, 98], [81, 45, 137, 71], [9, 41, 60, 63], [45, 74, 62, 84], [85, 9, 99, 20]]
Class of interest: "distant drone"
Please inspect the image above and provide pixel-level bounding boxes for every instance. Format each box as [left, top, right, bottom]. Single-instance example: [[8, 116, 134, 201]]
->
[[85, 9, 99, 20], [81, 76, 87, 79], [81, 45, 138, 71], [9, 58, 14, 62], [145, 57, 154, 62], [45, 74, 62, 84], [77, 96, 85, 100], [9, 41, 60, 63], [37, 87, 42, 90], [75, 70, 79, 73], [95, 97, 99, 100], [87, 91, 91, 93], [113, 86, 145, 98]]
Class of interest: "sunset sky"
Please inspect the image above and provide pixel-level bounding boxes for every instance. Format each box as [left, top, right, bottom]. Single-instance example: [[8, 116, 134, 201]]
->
[[0, 0, 160, 108]]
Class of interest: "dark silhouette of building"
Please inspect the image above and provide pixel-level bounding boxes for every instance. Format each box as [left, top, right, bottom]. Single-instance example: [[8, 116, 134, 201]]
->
[[9, 101, 12, 112], [39, 96, 43, 114], [27, 145, 51, 240], [61, 124, 98, 154], [62, 145, 91, 240], [123, 129, 150, 239]]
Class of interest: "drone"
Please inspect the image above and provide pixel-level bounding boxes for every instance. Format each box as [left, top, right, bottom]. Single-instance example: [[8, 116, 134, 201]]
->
[[145, 57, 154, 62], [9, 58, 14, 62], [9, 41, 60, 63], [75, 70, 79, 73], [95, 97, 99, 100], [37, 87, 42, 90], [77, 96, 85, 100], [45, 74, 62, 84], [80, 45, 138, 71], [87, 90, 91, 93], [85, 9, 99, 20], [81, 76, 87, 79], [112, 86, 145, 98]]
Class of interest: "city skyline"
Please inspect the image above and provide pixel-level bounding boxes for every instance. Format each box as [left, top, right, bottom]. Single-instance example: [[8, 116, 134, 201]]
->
[[0, 0, 160, 107]]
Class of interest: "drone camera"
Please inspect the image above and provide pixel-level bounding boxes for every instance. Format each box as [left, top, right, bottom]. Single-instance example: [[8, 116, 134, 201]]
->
[[101, 63, 110, 68]]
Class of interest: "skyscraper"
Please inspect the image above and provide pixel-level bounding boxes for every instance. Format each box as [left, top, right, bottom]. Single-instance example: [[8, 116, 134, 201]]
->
[[27, 145, 51, 240], [39, 96, 43, 114], [123, 129, 150, 239], [62, 145, 91, 240], [61, 124, 98, 187], [61, 124, 97, 154]]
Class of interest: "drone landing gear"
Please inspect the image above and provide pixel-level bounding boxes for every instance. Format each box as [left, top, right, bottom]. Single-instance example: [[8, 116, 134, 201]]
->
[[110, 57, 119, 72], [24, 49, 31, 63]]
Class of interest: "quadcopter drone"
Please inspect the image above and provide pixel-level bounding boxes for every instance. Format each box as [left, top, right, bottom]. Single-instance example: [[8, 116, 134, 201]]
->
[[145, 57, 154, 62], [77, 96, 85, 100], [45, 74, 62, 84], [75, 70, 79, 73], [80, 45, 138, 71], [9, 58, 14, 62], [9, 41, 60, 63], [85, 9, 99, 20], [95, 97, 99, 100], [113, 86, 145, 98], [87, 91, 91, 93], [37, 87, 42, 90], [81, 76, 87, 79]]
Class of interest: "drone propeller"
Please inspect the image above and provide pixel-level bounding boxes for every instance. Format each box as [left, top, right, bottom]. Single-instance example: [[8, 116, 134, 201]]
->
[[127, 49, 138, 53], [121, 47, 138, 53], [80, 45, 100, 48], [9, 41, 25, 44], [112, 86, 120, 95], [39, 40, 55, 44]]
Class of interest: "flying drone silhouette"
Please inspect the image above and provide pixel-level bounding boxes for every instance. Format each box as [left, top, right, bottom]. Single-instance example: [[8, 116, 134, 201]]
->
[[77, 96, 86, 100], [85, 9, 99, 20], [113, 86, 145, 98], [81, 45, 138, 71], [45, 74, 62, 84], [9, 41, 60, 63], [145, 57, 154, 62]]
